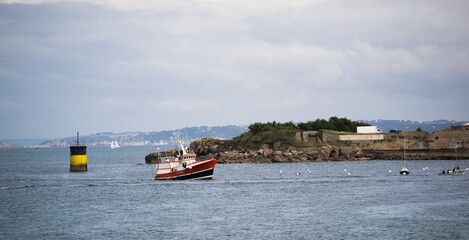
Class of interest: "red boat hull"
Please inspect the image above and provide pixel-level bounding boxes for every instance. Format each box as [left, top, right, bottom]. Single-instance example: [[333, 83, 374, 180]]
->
[[155, 158, 217, 180]]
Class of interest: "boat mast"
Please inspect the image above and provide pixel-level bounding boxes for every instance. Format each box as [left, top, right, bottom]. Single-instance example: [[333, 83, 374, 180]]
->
[[173, 131, 187, 155], [183, 129, 191, 153], [403, 148, 406, 167], [177, 140, 187, 155]]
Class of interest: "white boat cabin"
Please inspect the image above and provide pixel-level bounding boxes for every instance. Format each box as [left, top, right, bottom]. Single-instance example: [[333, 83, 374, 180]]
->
[[155, 140, 197, 174]]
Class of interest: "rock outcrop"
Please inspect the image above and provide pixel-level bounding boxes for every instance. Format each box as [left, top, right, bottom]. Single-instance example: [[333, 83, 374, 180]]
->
[[145, 149, 178, 164], [145, 126, 469, 164], [186, 142, 469, 164], [188, 139, 367, 163]]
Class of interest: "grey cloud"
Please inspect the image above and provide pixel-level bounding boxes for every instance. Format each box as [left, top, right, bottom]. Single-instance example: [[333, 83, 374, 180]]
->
[[0, 1, 468, 138]]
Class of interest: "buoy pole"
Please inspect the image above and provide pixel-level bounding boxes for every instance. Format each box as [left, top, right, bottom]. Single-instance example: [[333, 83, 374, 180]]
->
[[70, 132, 87, 172]]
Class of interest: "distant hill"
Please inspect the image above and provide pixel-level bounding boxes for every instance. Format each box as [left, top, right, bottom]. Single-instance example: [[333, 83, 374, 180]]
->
[[37, 125, 249, 148], [0, 138, 49, 146], [362, 120, 467, 133]]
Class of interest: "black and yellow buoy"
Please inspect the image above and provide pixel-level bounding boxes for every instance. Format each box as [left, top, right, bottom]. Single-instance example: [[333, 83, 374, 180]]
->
[[70, 132, 87, 172]]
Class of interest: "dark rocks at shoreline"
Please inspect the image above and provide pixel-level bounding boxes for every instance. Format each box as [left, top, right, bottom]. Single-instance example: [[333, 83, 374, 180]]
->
[[145, 142, 469, 164], [145, 149, 178, 164], [196, 147, 469, 164], [145, 139, 374, 164], [145, 146, 469, 164], [184, 138, 371, 163], [188, 137, 469, 163], [201, 145, 366, 164]]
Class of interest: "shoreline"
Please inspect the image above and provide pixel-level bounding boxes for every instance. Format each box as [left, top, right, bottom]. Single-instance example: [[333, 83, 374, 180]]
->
[[146, 147, 469, 164]]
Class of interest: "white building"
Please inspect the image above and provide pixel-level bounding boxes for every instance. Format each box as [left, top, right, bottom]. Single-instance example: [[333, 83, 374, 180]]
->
[[357, 126, 380, 134]]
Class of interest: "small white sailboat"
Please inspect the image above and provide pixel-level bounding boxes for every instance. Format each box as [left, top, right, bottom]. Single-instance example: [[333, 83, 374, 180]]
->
[[110, 139, 120, 149]]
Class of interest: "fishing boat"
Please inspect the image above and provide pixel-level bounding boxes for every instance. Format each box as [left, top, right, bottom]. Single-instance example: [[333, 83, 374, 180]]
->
[[110, 139, 120, 149], [154, 139, 217, 180], [439, 145, 466, 175]]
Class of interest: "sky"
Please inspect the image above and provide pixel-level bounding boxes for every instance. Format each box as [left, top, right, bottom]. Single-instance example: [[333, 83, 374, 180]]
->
[[1, 0, 469, 139]]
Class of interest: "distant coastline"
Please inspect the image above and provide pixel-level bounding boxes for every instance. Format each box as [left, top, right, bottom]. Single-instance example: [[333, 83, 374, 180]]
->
[[0, 125, 249, 148], [2, 119, 468, 152]]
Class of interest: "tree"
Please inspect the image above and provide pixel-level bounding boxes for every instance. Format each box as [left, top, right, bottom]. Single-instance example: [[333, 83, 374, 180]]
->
[[248, 121, 298, 134], [297, 117, 369, 132], [249, 117, 369, 134]]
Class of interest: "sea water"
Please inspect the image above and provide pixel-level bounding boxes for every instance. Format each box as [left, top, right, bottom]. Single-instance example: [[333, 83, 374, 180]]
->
[[0, 147, 468, 239]]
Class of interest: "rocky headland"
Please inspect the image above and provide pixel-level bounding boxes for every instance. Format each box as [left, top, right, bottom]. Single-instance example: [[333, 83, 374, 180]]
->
[[145, 125, 469, 164]]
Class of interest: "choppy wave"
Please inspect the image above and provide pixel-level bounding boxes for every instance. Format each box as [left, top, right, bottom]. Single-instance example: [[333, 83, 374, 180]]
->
[[0, 184, 35, 190]]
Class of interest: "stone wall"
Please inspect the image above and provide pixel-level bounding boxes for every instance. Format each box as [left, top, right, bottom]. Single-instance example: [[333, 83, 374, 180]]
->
[[338, 134, 384, 141]]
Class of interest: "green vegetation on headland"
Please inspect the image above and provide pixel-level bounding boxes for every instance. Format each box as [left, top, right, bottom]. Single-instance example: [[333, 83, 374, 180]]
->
[[222, 117, 368, 149], [227, 130, 307, 149], [248, 116, 369, 134]]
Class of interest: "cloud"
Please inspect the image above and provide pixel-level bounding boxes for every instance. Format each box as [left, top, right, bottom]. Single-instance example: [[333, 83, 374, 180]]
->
[[0, 0, 468, 138]]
